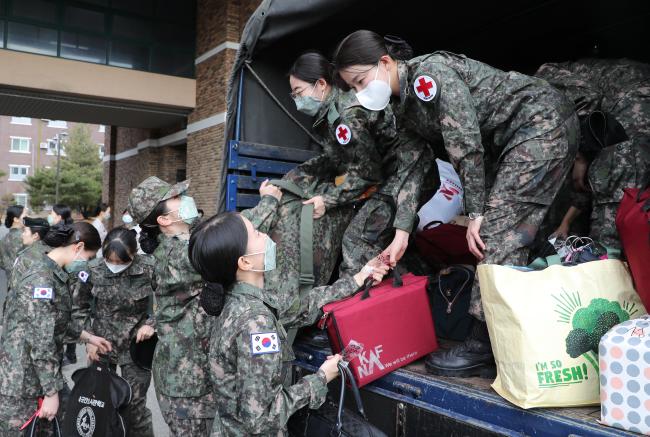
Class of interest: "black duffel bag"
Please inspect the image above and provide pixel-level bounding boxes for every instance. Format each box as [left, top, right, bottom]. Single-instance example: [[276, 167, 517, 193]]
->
[[291, 362, 387, 437]]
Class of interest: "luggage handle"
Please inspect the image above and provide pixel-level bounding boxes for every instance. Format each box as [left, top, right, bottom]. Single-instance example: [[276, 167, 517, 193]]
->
[[422, 220, 444, 231], [335, 362, 368, 434], [360, 269, 402, 300]]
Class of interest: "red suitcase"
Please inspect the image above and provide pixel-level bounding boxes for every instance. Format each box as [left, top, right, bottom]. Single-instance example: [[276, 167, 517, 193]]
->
[[318, 272, 438, 387], [616, 186, 650, 310], [415, 221, 476, 268]]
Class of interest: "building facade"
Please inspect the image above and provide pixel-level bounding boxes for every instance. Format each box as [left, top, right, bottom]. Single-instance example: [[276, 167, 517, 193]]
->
[[0, 116, 105, 208]]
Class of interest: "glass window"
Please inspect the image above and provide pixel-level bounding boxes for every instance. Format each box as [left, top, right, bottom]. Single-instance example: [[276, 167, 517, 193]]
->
[[9, 166, 29, 181], [111, 0, 154, 16], [98, 143, 104, 159], [64, 6, 105, 32], [0, 22, 4, 49], [155, 0, 194, 24], [109, 41, 149, 70], [13, 193, 28, 206], [98, 124, 105, 133], [112, 15, 151, 41], [11, 0, 58, 25], [150, 48, 193, 77], [10, 117, 31, 125], [7, 21, 57, 56], [47, 120, 67, 128], [61, 32, 106, 64], [10, 137, 30, 152]]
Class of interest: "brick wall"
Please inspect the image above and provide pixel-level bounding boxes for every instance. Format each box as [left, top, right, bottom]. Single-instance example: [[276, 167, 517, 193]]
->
[[104, 0, 262, 221]]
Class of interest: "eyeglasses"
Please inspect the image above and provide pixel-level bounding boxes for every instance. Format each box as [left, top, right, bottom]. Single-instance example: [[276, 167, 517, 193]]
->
[[289, 83, 316, 100]]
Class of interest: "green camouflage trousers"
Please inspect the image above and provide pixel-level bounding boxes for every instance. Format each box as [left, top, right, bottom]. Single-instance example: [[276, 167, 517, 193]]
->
[[470, 115, 579, 321], [155, 391, 215, 437]]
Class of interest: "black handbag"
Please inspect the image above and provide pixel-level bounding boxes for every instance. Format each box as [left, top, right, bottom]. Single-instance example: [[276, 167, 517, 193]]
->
[[292, 363, 387, 437], [22, 416, 61, 437], [427, 265, 475, 341]]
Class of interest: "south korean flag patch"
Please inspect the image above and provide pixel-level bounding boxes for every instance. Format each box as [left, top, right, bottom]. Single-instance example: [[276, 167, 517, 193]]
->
[[250, 332, 280, 355], [33, 287, 54, 300], [335, 124, 352, 145], [413, 75, 438, 102], [78, 271, 89, 283]]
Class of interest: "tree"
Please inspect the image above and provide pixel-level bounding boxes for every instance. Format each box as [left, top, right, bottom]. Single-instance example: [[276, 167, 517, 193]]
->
[[25, 124, 102, 216]]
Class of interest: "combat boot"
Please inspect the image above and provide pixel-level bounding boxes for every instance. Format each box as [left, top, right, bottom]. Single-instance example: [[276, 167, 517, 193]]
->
[[425, 318, 496, 378]]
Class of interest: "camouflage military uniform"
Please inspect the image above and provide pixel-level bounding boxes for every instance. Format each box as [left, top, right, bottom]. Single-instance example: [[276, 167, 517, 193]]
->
[[393, 52, 579, 320], [536, 59, 650, 250], [72, 255, 156, 437], [151, 232, 216, 436], [0, 243, 71, 435], [0, 228, 23, 280], [209, 276, 359, 436]]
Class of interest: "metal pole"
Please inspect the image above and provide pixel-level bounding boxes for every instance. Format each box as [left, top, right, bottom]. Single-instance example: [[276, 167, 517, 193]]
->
[[55, 134, 61, 204]]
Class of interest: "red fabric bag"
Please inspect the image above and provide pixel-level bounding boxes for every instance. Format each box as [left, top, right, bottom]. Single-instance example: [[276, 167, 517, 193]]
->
[[318, 272, 438, 387], [616, 186, 650, 310], [414, 221, 476, 268]]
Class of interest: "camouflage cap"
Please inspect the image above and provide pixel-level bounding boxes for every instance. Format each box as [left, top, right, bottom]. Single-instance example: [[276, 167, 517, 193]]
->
[[127, 176, 190, 224], [23, 217, 50, 229]]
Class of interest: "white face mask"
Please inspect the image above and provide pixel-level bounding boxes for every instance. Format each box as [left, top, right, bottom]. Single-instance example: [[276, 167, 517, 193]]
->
[[105, 259, 132, 274], [355, 61, 392, 111]]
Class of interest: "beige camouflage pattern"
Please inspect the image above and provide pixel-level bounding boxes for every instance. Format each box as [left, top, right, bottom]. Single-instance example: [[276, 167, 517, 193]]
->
[[209, 279, 357, 436], [0, 245, 70, 411], [393, 52, 578, 320], [536, 58, 650, 250], [0, 228, 24, 280]]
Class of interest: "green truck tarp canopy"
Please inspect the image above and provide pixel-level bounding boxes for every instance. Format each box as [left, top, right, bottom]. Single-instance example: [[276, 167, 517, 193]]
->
[[220, 0, 650, 211]]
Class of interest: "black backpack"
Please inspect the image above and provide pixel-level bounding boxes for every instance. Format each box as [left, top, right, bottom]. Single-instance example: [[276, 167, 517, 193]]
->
[[62, 361, 132, 437]]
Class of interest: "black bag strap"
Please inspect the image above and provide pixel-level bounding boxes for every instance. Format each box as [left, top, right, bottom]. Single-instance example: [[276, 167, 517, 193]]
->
[[360, 269, 402, 300], [23, 417, 61, 437], [335, 362, 368, 435]]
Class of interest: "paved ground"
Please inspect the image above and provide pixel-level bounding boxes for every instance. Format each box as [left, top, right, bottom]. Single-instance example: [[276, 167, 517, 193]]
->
[[0, 269, 171, 436]]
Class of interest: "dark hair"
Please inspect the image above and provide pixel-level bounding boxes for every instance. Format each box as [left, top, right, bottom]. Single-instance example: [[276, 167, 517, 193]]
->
[[52, 204, 74, 225], [24, 217, 50, 240], [289, 51, 333, 85], [43, 222, 101, 250], [103, 227, 137, 262], [138, 201, 169, 254], [4, 205, 24, 228], [333, 30, 413, 70], [93, 202, 109, 217], [188, 212, 248, 317]]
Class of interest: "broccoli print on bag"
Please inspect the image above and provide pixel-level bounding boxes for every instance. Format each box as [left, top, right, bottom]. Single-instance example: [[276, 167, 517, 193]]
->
[[539, 290, 642, 386]]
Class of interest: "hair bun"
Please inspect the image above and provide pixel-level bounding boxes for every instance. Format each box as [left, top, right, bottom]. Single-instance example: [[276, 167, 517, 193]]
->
[[383, 34, 413, 60], [43, 223, 75, 248], [200, 282, 225, 316]]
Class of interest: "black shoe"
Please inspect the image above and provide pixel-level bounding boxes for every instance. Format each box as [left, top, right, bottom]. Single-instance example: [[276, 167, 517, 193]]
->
[[425, 320, 496, 378]]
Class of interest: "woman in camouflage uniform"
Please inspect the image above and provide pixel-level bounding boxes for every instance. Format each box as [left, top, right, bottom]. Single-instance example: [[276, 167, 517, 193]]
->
[[0, 205, 26, 279], [188, 211, 387, 436], [0, 223, 110, 433], [127, 176, 281, 436], [288, 52, 434, 282], [73, 227, 156, 437], [334, 30, 579, 377]]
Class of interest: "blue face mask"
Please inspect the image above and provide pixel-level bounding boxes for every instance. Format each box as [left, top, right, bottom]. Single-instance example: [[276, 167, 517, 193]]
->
[[293, 83, 324, 117], [47, 215, 54, 226], [244, 236, 276, 272], [65, 252, 89, 273], [167, 195, 199, 225]]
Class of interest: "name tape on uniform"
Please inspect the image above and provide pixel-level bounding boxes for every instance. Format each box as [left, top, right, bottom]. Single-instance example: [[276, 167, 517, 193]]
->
[[33, 287, 53, 299], [250, 332, 280, 355]]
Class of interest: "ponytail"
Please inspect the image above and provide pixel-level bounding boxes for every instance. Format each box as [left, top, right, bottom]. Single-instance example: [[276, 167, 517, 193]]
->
[[138, 201, 169, 254], [333, 30, 413, 71]]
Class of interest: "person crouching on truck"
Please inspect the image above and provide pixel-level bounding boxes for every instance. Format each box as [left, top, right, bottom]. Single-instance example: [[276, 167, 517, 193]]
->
[[289, 51, 436, 282], [333, 30, 579, 378], [188, 211, 388, 436]]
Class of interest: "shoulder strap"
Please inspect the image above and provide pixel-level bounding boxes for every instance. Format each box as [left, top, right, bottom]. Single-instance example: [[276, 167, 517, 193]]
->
[[268, 179, 315, 346]]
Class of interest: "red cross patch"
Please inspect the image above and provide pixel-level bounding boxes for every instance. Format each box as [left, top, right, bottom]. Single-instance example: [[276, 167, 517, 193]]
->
[[335, 124, 351, 145], [413, 75, 437, 102]]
